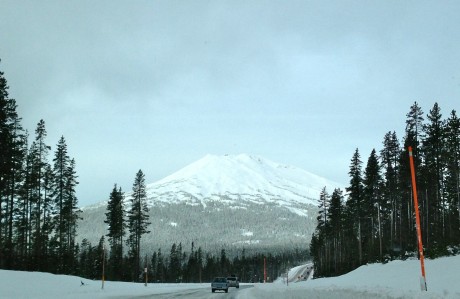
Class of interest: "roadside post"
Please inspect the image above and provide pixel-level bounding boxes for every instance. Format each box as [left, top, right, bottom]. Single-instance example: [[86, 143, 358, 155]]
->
[[408, 146, 427, 291]]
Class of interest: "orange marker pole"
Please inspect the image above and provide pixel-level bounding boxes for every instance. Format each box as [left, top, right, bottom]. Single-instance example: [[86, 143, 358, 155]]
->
[[408, 146, 427, 291]]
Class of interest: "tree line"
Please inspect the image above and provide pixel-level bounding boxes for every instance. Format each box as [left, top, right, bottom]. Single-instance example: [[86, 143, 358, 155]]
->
[[0, 61, 156, 278], [78, 236, 307, 283], [0, 64, 80, 273], [310, 102, 460, 278]]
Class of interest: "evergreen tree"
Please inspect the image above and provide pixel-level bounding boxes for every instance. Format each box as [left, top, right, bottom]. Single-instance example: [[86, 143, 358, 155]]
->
[[14, 131, 30, 269], [62, 158, 80, 273], [362, 149, 383, 261], [0, 63, 26, 268], [127, 169, 150, 280], [445, 110, 460, 242], [422, 103, 446, 250], [105, 184, 125, 280], [316, 187, 329, 230], [168, 243, 181, 282], [406, 101, 424, 155], [398, 104, 425, 254], [29, 120, 51, 270], [327, 188, 345, 275], [155, 248, 166, 282], [345, 148, 364, 265], [380, 131, 400, 253], [94, 236, 106, 280], [52, 136, 69, 260]]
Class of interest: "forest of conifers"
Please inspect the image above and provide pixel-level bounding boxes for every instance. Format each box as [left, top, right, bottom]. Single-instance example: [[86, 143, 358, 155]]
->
[[310, 101, 460, 278]]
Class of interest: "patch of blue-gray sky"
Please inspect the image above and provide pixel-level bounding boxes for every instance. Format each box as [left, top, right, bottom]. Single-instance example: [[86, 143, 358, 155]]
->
[[0, 0, 458, 206]]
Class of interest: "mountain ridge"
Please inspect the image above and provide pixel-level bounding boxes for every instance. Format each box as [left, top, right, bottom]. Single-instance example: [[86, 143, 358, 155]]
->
[[78, 154, 341, 254], [83, 153, 342, 210]]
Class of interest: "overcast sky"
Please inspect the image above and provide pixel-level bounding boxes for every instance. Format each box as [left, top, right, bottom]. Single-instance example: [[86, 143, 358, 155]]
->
[[1, 1, 458, 206]]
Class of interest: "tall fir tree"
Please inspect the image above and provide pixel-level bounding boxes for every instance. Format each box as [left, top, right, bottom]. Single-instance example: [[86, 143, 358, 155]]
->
[[30, 120, 51, 271], [105, 184, 125, 280], [51, 136, 70, 272], [406, 101, 424, 156], [127, 169, 150, 280], [0, 62, 26, 268], [362, 149, 383, 261], [444, 110, 460, 242], [380, 131, 400, 252], [327, 188, 345, 275], [316, 187, 329, 230], [62, 158, 80, 273], [49, 136, 80, 273], [422, 103, 447, 248], [345, 148, 364, 265]]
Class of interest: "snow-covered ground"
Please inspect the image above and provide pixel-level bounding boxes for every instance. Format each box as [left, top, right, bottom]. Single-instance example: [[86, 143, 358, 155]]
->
[[1, 255, 459, 298]]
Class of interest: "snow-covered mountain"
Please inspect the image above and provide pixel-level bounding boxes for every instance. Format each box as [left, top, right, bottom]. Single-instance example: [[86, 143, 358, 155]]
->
[[144, 154, 338, 209], [78, 154, 342, 255]]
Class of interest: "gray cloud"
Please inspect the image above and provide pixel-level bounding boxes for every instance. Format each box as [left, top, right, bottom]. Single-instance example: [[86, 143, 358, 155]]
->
[[1, 0, 459, 205]]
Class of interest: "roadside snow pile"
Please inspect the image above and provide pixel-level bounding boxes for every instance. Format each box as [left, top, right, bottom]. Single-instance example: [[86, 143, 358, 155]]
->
[[0, 270, 206, 299], [1, 255, 460, 298], [238, 255, 460, 299]]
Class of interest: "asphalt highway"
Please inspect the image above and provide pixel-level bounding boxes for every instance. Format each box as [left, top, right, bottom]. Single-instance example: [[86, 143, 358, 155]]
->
[[127, 284, 254, 299]]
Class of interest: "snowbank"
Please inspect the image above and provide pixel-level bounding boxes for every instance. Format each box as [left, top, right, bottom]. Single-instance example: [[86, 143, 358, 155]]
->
[[238, 255, 460, 299], [0, 270, 206, 299], [1, 255, 460, 298]]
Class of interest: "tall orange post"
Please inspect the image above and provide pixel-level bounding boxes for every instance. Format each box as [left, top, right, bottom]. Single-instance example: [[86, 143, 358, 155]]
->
[[408, 146, 427, 291]]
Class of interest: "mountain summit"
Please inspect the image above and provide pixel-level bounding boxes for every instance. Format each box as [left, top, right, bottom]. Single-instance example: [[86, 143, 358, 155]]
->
[[145, 153, 340, 208]]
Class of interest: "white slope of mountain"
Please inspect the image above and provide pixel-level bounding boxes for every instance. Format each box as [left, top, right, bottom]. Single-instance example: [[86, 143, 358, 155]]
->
[[78, 154, 340, 253], [143, 153, 342, 208]]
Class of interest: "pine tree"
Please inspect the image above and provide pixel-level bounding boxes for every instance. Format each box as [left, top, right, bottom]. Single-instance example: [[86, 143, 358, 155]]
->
[[316, 187, 329, 230], [105, 184, 125, 280], [346, 148, 364, 265], [398, 104, 426, 254], [14, 131, 30, 269], [63, 158, 80, 273], [168, 243, 181, 282], [0, 63, 26, 268], [362, 149, 383, 261], [380, 131, 400, 253], [155, 248, 166, 282], [94, 236, 106, 280], [47, 137, 81, 273], [406, 101, 424, 155], [127, 169, 150, 280], [29, 120, 51, 270], [445, 110, 460, 242], [327, 188, 344, 274], [51, 136, 70, 272], [422, 103, 446, 248]]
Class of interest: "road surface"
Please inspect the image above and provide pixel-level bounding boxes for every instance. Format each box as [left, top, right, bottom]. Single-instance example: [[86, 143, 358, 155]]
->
[[286, 263, 313, 283], [127, 284, 253, 299]]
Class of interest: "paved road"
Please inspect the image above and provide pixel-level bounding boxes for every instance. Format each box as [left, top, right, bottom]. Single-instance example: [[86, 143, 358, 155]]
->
[[289, 263, 313, 283], [129, 285, 253, 299]]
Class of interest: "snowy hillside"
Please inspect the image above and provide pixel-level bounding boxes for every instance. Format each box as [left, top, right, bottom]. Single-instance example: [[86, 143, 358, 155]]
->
[[78, 154, 341, 254], [144, 154, 341, 208], [2, 255, 459, 298]]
